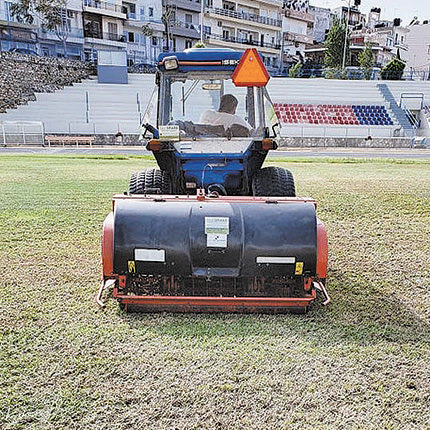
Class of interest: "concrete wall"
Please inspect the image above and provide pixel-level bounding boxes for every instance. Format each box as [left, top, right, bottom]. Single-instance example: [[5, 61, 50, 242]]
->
[[0, 52, 94, 113], [278, 137, 412, 148], [87, 134, 412, 148]]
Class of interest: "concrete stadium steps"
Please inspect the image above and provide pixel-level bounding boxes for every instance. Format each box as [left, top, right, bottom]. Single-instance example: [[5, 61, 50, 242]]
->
[[0, 74, 157, 134], [267, 78, 385, 105], [385, 81, 430, 108]]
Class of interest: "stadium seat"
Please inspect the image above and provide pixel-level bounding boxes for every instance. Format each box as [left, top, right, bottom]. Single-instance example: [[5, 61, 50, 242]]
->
[[274, 103, 394, 127]]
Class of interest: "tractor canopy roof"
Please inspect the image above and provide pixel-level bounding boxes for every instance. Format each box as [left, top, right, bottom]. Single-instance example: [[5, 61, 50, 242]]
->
[[158, 48, 242, 73]]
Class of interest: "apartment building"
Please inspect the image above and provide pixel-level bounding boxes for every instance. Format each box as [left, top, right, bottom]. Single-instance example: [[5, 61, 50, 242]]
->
[[404, 22, 430, 76], [203, 0, 283, 72], [332, 5, 365, 28], [0, 0, 38, 53], [121, 0, 164, 63], [0, 0, 163, 64], [82, 0, 163, 63], [350, 17, 409, 67], [310, 5, 332, 43], [163, 0, 201, 52], [282, 0, 314, 65]]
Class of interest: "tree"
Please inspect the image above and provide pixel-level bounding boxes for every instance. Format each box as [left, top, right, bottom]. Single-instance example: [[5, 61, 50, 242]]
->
[[358, 43, 374, 79], [11, 0, 72, 57], [381, 57, 406, 80], [288, 62, 302, 78], [161, 5, 175, 52], [324, 17, 350, 70]]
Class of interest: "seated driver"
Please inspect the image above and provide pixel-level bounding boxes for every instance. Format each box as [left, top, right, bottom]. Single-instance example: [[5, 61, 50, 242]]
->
[[200, 94, 251, 133]]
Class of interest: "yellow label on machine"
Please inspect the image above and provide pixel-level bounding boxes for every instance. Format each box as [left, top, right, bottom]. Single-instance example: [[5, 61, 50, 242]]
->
[[295, 262, 304, 275], [128, 260, 136, 273]]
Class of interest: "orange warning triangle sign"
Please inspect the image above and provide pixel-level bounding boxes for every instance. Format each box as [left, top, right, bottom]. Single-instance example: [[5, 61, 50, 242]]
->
[[232, 48, 270, 87]]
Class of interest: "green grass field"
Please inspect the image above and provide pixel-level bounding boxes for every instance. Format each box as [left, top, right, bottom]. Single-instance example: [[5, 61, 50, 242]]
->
[[1, 154, 429, 429]]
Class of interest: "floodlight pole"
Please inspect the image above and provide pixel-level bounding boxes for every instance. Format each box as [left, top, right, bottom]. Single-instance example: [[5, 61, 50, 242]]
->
[[342, 0, 351, 70], [200, 0, 204, 43]]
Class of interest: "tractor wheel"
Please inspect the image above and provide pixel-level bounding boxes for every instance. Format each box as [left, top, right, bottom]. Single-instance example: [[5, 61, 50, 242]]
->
[[252, 167, 296, 197], [129, 168, 172, 194]]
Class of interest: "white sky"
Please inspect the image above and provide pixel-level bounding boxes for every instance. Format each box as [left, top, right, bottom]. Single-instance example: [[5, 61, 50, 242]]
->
[[310, 0, 429, 24]]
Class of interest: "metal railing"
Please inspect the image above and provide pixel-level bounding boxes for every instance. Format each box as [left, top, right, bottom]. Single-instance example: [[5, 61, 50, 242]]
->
[[283, 8, 314, 23], [38, 28, 84, 39], [206, 33, 281, 50], [1, 121, 44, 146], [283, 30, 312, 45], [402, 69, 430, 81], [172, 20, 199, 31], [83, 0, 124, 14], [83, 31, 126, 42], [400, 93, 424, 110], [208, 8, 281, 27], [402, 107, 420, 129]]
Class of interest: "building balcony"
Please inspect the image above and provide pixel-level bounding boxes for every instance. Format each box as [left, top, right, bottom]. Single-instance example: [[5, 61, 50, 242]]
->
[[84, 31, 127, 47], [283, 8, 314, 23], [170, 20, 200, 39], [283, 31, 313, 45], [206, 33, 280, 53], [206, 8, 281, 28], [394, 42, 408, 51], [125, 16, 164, 31], [83, 0, 127, 20], [163, 0, 202, 13], [38, 28, 84, 42]]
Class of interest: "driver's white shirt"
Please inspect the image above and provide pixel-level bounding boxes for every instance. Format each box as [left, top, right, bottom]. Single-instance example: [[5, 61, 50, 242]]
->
[[199, 110, 251, 131]]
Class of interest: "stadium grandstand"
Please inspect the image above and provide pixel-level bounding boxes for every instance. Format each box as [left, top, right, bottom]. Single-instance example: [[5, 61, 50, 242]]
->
[[1, 75, 429, 139]]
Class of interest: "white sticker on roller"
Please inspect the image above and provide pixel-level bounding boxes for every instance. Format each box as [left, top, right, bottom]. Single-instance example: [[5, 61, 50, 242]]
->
[[205, 217, 229, 234], [207, 233, 227, 248], [256, 256, 296, 264], [135, 248, 165, 262]]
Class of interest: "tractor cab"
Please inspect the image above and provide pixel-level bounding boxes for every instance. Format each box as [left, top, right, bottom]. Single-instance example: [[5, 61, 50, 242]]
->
[[156, 48, 278, 140], [140, 48, 281, 196]]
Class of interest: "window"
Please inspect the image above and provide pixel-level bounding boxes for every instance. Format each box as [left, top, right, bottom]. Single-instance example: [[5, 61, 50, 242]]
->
[[108, 22, 118, 35], [140, 7, 145, 18], [222, 1, 235, 11], [149, 7, 153, 17], [128, 32, 134, 42], [59, 8, 72, 31], [108, 22, 118, 40], [5, 2, 16, 22], [223, 29, 230, 39], [152, 36, 157, 46], [185, 14, 192, 24], [185, 40, 192, 49]]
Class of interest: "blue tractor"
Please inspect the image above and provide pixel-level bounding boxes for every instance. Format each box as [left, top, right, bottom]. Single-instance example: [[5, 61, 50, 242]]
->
[[99, 48, 330, 313], [129, 48, 295, 197]]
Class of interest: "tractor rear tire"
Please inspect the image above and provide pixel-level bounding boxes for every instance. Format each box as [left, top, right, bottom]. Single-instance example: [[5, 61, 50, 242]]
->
[[252, 167, 296, 197], [129, 168, 172, 194]]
